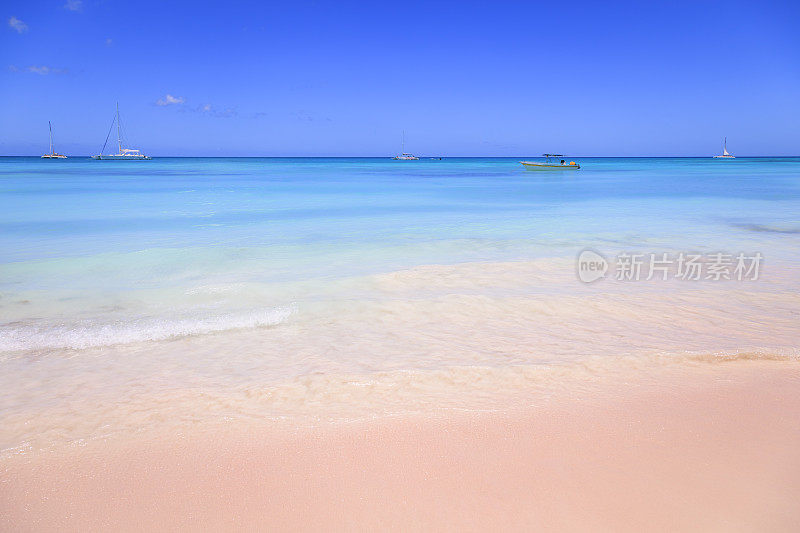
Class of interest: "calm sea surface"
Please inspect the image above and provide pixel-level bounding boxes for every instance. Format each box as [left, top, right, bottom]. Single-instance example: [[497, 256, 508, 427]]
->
[[1, 156, 799, 452]]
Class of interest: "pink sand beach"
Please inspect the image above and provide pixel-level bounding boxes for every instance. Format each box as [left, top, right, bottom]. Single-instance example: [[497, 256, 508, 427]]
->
[[2, 257, 800, 530], [3, 358, 799, 531]]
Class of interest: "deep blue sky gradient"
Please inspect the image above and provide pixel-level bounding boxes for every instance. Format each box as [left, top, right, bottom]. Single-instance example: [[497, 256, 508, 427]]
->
[[1, 0, 798, 156]]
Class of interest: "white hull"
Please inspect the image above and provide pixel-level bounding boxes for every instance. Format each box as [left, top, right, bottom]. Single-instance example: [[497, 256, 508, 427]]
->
[[520, 161, 580, 170], [43, 122, 66, 158], [92, 154, 151, 160], [393, 132, 417, 159], [714, 137, 734, 158], [94, 104, 150, 160]]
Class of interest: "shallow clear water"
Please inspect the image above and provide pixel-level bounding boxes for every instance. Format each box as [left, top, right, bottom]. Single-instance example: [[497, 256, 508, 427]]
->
[[2, 156, 799, 346], [1, 157, 799, 452]]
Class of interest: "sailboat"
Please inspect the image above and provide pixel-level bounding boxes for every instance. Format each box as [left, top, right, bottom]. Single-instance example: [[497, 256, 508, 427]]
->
[[92, 103, 151, 160], [713, 137, 735, 159], [41, 121, 67, 159], [392, 131, 419, 160]]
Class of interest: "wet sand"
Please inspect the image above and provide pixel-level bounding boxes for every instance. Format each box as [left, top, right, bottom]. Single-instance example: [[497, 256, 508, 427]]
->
[[3, 359, 799, 532]]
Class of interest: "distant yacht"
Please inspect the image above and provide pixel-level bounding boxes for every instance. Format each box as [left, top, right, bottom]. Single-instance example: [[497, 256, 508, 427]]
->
[[713, 137, 735, 159], [92, 103, 151, 160], [392, 131, 419, 160], [41, 121, 67, 159]]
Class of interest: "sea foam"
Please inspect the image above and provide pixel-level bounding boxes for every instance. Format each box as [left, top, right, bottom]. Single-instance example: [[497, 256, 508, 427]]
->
[[0, 305, 294, 352]]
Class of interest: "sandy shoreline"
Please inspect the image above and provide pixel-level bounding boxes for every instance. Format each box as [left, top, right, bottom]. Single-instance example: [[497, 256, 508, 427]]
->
[[4, 259, 800, 456], [3, 359, 799, 532]]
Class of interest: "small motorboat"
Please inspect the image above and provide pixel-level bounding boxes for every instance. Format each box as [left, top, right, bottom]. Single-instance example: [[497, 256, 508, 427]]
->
[[520, 154, 580, 170]]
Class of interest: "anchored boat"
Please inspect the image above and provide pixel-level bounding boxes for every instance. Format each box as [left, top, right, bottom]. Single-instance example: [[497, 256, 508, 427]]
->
[[713, 137, 735, 159], [392, 130, 419, 160], [92, 103, 151, 160], [520, 154, 580, 170], [41, 121, 67, 159]]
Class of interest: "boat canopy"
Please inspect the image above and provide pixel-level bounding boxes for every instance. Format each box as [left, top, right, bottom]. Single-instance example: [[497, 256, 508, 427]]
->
[[542, 154, 565, 157]]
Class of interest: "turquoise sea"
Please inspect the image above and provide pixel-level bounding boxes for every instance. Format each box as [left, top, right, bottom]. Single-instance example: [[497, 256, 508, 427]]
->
[[1, 156, 799, 452], [3, 157, 799, 264]]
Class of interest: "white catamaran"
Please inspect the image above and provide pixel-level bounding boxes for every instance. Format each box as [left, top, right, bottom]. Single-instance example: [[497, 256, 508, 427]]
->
[[392, 131, 419, 160], [92, 103, 151, 160], [713, 137, 735, 159], [41, 121, 67, 159]]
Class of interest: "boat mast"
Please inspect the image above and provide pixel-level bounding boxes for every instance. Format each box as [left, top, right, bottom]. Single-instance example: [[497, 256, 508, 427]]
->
[[402, 130, 405, 153], [116, 102, 122, 154], [48, 121, 53, 155]]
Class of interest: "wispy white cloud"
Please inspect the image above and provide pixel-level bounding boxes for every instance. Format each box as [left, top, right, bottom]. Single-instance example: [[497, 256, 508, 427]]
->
[[292, 110, 332, 123], [157, 98, 238, 118], [8, 16, 28, 33], [156, 94, 186, 106], [26, 65, 68, 75], [64, 0, 83, 11], [8, 64, 69, 75], [191, 103, 237, 118]]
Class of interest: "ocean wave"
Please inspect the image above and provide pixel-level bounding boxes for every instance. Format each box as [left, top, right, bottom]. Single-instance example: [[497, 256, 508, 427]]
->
[[0, 306, 294, 353]]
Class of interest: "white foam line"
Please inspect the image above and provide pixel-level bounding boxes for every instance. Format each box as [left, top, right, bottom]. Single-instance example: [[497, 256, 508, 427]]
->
[[0, 306, 294, 352]]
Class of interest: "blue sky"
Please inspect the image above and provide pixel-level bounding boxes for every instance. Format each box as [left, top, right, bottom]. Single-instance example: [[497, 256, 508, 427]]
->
[[1, 0, 798, 156]]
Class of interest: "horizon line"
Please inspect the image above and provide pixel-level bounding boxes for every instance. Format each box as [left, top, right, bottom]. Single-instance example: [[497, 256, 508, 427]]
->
[[2, 155, 799, 159]]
